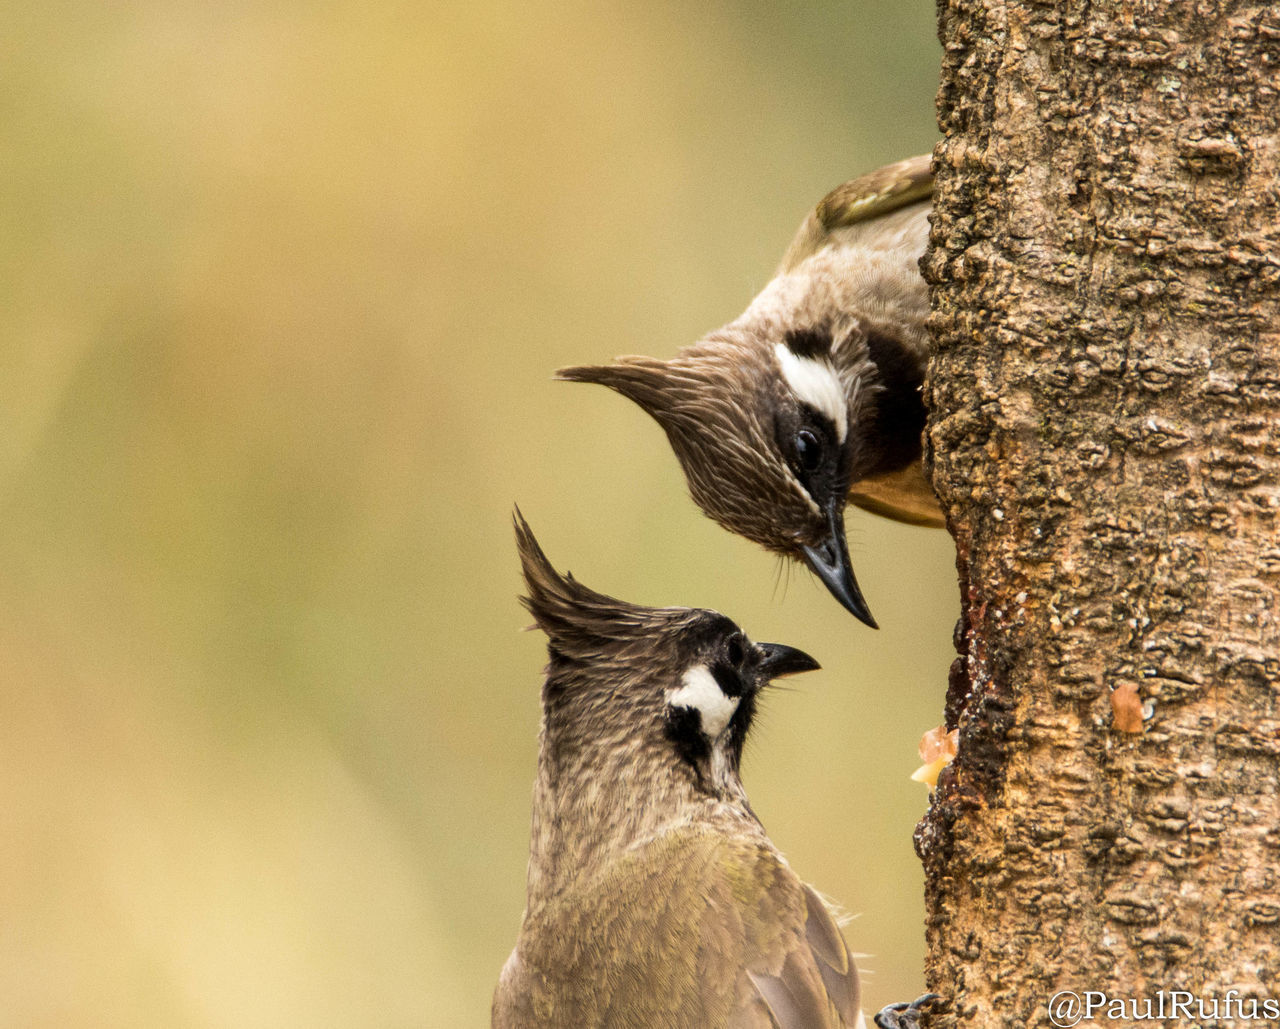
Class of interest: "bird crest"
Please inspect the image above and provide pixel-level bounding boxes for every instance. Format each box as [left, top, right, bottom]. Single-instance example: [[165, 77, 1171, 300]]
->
[[557, 346, 817, 551], [555, 357, 676, 425], [513, 508, 683, 666]]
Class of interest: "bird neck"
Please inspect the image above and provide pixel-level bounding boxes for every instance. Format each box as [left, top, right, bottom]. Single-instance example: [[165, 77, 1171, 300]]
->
[[523, 718, 757, 909]]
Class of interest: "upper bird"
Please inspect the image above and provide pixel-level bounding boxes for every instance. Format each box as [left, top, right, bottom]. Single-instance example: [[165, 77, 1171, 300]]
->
[[559, 155, 941, 627], [494, 512, 863, 1028]]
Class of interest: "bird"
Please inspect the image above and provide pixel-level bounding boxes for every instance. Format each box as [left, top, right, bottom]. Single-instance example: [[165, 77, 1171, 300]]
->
[[494, 510, 864, 1028], [558, 155, 941, 628]]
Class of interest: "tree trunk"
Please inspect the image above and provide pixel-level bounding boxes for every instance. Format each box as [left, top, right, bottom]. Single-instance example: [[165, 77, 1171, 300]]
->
[[920, 2, 1280, 1026]]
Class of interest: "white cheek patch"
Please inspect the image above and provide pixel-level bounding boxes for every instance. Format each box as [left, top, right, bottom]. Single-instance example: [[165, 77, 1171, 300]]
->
[[668, 664, 739, 740], [773, 344, 848, 443]]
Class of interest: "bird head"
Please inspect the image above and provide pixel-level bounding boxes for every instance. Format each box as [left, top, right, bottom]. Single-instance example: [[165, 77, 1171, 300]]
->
[[558, 324, 878, 627], [513, 510, 820, 792]]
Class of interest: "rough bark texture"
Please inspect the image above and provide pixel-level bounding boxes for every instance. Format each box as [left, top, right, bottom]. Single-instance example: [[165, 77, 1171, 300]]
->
[[920, 2, 1280, 1026]]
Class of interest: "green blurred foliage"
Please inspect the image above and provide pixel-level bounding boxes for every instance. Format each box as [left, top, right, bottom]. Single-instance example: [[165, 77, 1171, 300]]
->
[[1, 1, 949, 1025]]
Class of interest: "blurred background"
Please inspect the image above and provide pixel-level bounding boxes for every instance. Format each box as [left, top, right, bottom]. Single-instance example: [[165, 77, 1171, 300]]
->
[[2, 2, 953, 1025]]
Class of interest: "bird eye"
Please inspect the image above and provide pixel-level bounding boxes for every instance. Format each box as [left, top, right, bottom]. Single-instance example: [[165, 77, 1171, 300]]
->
[[795, 429, 822, 474], [725, 634, 745, 667]]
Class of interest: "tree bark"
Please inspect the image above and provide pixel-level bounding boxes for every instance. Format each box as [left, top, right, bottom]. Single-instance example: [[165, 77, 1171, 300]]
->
[[920, 2, 1280, 1026]]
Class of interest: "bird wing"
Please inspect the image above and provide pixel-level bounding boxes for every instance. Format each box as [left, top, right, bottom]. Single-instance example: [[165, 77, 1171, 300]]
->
[[645, 829, 861, 1027], [688, 831, 862, 1029], [778, 154, 933, 274], [498, 828, 861, 1028], [735, 882, 862, 1029]]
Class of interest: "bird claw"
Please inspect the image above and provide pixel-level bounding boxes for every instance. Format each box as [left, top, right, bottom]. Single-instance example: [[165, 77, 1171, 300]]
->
[[874, 992, 942, 1029]]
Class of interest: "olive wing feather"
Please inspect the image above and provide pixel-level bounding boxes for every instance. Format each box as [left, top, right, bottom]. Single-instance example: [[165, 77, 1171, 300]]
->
[[779, 154, 933, 273]]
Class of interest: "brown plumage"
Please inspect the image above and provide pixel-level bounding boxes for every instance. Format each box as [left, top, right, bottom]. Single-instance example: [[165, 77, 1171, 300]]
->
[[559, 155, 941, 627], [493, 512, 863, 1029]]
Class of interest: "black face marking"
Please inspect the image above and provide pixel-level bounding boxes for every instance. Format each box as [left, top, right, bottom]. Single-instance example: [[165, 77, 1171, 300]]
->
[[723, 690, 758, 765], [795, 428, 822, 474], [783, 326, 833, 360], [862, 330, 927, 476], [682, 613, 741, 652], [664, 705, 711, 768], [776, 405, 849, 509], [710, 662, 745, 698], [711, 630, 750, 697]]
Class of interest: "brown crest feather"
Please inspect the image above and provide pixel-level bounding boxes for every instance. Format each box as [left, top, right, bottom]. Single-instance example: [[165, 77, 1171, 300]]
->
[[513, 507, 670, 662], [556, 344, 822, 555], [555, 358, 678, 425]]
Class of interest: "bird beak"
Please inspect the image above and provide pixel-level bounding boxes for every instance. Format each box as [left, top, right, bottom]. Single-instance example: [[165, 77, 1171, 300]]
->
[[800, 501, 878, 628], [756, 642, 821, 679]]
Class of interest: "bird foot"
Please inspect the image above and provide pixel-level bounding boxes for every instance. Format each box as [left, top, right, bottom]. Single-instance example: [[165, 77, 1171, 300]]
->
[[874, 992, 941, 1029]]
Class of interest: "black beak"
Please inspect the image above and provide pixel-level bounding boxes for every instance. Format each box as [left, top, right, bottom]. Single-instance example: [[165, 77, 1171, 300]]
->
[[756, 642, 821, 679], [800, 501, 878, 628]]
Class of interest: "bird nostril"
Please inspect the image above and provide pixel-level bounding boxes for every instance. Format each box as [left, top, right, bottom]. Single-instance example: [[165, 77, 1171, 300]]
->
[[805, 537, 839, 573]]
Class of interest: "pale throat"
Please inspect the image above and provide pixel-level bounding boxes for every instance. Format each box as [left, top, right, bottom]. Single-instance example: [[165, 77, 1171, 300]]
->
[[772, 343, 849, 443]]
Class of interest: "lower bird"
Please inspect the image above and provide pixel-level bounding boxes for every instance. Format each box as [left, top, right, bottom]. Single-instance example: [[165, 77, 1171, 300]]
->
[[495, 511, 863, 1028], [559, 155, 940, 627]]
